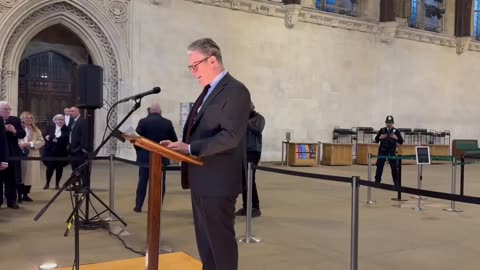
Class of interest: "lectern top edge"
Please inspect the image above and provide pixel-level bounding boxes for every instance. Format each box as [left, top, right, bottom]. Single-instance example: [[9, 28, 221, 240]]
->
[[122, 134, 203, 166]]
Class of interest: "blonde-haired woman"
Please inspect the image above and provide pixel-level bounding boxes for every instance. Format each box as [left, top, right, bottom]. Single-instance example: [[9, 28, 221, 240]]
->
[[18, 111, 44, 202]]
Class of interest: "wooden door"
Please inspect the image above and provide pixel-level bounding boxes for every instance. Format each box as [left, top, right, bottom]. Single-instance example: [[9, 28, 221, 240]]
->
[[18, 51, 77, 132]]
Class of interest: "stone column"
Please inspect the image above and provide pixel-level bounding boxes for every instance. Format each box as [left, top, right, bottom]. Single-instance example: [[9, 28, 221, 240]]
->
[[301, 0, 316, 9], [444, 0, 455, 35], [362, 0, 380, 21], [4, 69, 18, 114], [416, 0, 425, 30]]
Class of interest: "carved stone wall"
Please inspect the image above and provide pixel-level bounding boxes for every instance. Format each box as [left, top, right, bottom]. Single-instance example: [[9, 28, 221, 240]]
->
[[184, 0, 478, 54], [91, 0, 130, 46]]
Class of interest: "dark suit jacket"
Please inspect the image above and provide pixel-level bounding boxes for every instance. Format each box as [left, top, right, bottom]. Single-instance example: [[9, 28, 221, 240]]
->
[[70, 117, 89, 154], [0, 117, 8, 163], [4, 116, 26, 157], [181, 72, 251, 197], [135, 113, 178, 167], [4, 116, 26, 184], [42, 124, 70, 167]]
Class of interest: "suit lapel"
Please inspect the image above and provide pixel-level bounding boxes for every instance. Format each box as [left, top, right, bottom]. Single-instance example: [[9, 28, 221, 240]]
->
[[191, 73, 232, 130]]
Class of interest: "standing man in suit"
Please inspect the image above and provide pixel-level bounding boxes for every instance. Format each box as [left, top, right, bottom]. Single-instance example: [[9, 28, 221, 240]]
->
[[0, 101, 26, 209], [64, 107, 73, 130], [134, 102, 177, 212], [0, 116, 8, 171], [69, 106, 90, 187], [161, 38, 251, 270]]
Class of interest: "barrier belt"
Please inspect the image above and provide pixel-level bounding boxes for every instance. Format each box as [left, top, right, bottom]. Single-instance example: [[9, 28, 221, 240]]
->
[[255, 165, 351, 183], [255, 165, 480, 206], [7, 156, 110, 161], [359, 179, 480, 205], [373, 155, 453, 161]]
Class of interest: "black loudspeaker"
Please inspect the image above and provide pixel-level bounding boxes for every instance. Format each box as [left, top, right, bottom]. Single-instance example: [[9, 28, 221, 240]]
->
[[76, 64, 103, 109]]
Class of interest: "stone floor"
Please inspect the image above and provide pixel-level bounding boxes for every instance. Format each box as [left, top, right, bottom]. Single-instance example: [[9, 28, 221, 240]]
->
[[1, 160, 480, 270]]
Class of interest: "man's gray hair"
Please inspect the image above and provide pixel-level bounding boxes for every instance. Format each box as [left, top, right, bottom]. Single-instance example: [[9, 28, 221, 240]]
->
[[0, 101, 9, 107], [150, 102, 162, 114], [188, 38, 223, 65], [52, 114, 64, 122]]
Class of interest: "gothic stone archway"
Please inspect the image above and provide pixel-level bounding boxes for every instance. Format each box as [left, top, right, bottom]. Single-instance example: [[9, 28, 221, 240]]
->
[[0, 0, 131, 153]]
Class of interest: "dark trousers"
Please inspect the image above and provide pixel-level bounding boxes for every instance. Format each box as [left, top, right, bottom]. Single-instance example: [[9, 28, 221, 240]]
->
[[0, 165, 17, 205], [241, 151, 261, 209], [191, 193, 238, 270], [71, 152, 89, 187], [17, 184, 31, 197], [46, 165, 64, 186], [135, 166, 166, 209], [375, 149, 398, 185]]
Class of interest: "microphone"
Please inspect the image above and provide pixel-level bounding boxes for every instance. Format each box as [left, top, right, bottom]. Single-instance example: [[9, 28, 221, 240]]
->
[[118, 87, 161, 103]]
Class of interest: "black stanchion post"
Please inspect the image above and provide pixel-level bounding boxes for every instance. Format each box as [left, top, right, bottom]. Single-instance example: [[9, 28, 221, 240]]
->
[[350, 176, 360, 270], [397, 158, 402, 200], [461, 156, 465, 196], [392, 157, 407, 202]]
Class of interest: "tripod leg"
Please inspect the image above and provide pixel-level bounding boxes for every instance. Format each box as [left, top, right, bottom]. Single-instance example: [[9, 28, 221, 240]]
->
[[89, 190, 127, 227], [65, 194, 86, 236]]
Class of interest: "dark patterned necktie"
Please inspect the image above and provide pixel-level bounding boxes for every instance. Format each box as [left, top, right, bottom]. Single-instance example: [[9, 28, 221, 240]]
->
[[185, 84, 210, 143]]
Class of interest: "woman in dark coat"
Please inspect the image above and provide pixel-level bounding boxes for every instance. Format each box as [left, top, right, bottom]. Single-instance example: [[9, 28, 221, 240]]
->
[[42, 114, 69, 189]]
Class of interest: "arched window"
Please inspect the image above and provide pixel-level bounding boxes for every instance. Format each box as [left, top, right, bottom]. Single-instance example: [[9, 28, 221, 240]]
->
[[409, 0, 445, 33]]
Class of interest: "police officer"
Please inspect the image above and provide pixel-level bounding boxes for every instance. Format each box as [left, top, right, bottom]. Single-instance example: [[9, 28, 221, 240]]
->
[[375, 115, 404, 184]]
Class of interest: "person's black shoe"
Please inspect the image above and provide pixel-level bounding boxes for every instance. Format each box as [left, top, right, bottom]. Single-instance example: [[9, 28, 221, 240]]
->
[[7, 203, 20, 209], [252, 208, 262, 218], [55, 185, 60, 190], [133, 207, 141, 213], [22, 196, 33, 202], [235, 208, 246, 216], [43, 185, 49, 190], [17, 197, 23, 203]]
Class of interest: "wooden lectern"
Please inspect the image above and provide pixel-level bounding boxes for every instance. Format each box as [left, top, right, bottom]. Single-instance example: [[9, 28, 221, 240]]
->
[[122, 134, 203, 270]]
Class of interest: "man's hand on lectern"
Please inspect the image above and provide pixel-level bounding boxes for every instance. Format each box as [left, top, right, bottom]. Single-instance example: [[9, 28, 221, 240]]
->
[[160, 140, 190, 155]]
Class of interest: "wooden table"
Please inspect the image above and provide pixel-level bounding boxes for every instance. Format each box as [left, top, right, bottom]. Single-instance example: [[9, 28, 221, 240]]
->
[[356, 143, 378, 165], [428, 144, 450, 156], [321, 143, 353, 165], [398, 144, 417, 164]]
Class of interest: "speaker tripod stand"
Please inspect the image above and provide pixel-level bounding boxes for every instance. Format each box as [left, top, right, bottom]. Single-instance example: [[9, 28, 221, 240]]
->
[[70, 107, 122, 227]]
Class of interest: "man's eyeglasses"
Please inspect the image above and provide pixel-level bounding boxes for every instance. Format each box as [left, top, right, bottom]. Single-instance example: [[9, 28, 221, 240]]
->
[[188, 56, 210, 72]]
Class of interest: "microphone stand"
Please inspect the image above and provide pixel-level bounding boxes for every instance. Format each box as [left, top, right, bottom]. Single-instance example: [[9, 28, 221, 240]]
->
[[34, 98, 144, 270]]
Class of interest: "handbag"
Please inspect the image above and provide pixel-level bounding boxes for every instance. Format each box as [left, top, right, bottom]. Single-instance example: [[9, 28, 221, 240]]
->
[[21, 148, 30, 157]]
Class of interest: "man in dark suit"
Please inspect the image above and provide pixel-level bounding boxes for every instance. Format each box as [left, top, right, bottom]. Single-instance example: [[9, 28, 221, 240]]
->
[[134, 102, 177, 212], [69, 106, 90, 187], [64, 107, 73, 130], [161, 38, 251, 270], [0, 101, 26, 209], [0, 116, 8, 171]]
